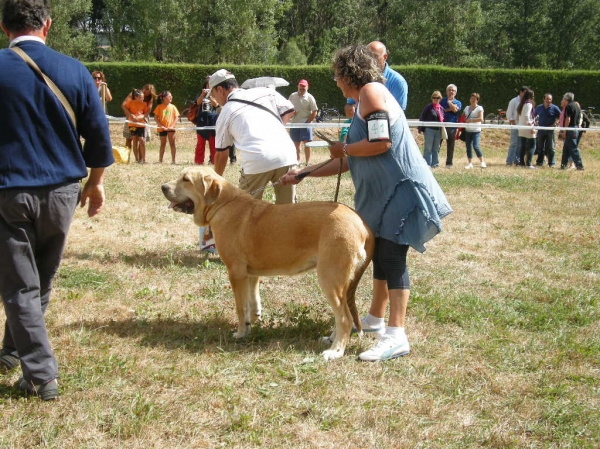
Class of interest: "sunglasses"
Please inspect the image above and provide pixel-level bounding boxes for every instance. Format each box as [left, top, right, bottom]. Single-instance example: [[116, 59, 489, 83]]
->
[[432, 97, 441, 100], [93, 76, 102, 80]]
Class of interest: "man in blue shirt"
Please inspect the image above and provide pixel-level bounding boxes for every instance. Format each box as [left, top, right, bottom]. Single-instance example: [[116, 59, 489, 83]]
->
[[0, 0, 113, 400], [346, 42, 408, 112], [534, 93, 562, 167], [440, 84, 462, 167], [367, 41, 408, 110]]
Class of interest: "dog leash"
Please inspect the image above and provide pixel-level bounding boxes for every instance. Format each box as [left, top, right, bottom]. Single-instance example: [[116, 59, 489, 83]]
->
[[249, 132, 344, 200], [313, 131, 344, 203], [247, 157, 333, 196]]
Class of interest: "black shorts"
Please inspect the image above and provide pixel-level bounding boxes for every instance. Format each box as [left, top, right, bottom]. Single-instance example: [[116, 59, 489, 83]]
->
[[158, 131, 175, 137], [372, 238, 410, 290], [129, 126, 145, 137]]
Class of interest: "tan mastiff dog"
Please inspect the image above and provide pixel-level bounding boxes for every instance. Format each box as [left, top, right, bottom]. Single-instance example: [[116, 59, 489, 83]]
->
[[162, 166, 374, 360]]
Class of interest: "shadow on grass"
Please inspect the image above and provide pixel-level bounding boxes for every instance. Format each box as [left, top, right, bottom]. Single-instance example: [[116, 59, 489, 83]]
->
[[67, 248, 225, 269], [61, 314, 335, 356]]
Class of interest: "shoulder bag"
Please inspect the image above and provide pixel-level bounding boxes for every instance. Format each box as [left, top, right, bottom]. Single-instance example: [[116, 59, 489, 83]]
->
[[228, 98, 283, 123], [10, 46, 77, 128]]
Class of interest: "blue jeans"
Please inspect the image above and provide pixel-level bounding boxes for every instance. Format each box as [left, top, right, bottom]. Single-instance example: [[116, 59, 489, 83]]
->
[[506, 128, 521, 164], [423, 128, 440, 167], [465, 132, 482, 159], [536, 129, 556, 166], [561, 132, 584, 168], [519, 137, 536, 166]]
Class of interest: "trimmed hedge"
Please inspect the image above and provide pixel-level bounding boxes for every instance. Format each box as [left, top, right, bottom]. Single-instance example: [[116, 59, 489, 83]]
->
[[403, 66, 600, 118], [85, 63, 600, 119]]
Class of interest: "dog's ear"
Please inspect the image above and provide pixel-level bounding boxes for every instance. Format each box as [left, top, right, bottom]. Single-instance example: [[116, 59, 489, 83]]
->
[[201, 174, 222, 205]]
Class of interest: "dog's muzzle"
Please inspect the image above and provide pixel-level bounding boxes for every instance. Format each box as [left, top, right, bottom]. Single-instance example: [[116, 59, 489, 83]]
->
[[161, 184, 194, 214], [168, 200, 194, 214]]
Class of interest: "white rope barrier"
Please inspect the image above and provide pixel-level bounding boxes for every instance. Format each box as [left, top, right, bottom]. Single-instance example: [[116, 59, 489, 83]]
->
[[106, 116, 599, 133]]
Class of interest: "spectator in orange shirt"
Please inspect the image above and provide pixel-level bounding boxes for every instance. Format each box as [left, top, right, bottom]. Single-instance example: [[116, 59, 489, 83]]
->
[[126, 89, 148, 163], [154, 91, 180, 164]]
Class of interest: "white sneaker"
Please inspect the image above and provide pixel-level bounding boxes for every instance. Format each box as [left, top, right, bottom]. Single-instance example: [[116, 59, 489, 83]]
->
[[322, 316, 385, 344], [356, 316, 386, 338], [465, 163, 473, 170], [359, 333, 410, 361], [480, 161, 487, 168]]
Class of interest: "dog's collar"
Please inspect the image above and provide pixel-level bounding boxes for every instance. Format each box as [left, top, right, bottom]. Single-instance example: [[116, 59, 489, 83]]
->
[[203, 194, 238, 223]]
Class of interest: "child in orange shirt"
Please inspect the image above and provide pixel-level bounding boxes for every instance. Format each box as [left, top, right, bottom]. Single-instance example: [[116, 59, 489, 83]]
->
[[154, 91, 180, 164], [126, 89, 148, 163]]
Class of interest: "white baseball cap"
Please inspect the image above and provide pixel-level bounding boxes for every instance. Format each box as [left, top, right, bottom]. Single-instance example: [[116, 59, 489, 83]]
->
[[208, 69, 236, 89]]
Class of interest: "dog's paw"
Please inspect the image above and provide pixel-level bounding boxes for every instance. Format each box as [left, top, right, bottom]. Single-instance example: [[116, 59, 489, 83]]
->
[[322, 349, 344, 361], [233, 325, 251, 339]]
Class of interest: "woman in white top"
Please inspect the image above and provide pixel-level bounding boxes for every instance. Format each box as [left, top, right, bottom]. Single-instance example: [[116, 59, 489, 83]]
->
[[463, 93, 487, 169], [517, 89, 537, 168]]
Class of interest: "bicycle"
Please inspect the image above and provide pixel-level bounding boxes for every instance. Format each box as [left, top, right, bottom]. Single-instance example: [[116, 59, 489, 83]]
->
[[316, 103, 341, 123], [485, 109, 506, 125], [585, 106, 598, 126]]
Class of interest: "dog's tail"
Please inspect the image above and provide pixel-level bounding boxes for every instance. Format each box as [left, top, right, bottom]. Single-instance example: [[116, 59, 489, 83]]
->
[[346, 278, 362, 333], [346, 228, 375, 333]]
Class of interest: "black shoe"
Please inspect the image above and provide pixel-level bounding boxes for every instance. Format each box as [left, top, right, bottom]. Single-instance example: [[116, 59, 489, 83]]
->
[[0, 349, 19, 373], [576, 166, 585, 171], [560, 165, 568, 170], [16, 377, 59, 401]]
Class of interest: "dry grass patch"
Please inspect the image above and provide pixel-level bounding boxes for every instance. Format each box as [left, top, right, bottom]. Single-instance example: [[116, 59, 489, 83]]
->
[[0, 122, 598, 448]]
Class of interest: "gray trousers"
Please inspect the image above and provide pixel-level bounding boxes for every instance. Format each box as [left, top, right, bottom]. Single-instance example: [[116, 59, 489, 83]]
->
[[0, 182, 80, 384]]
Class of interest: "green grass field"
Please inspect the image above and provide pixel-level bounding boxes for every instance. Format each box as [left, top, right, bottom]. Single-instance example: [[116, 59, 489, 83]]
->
[[0, 123, 598, 448]]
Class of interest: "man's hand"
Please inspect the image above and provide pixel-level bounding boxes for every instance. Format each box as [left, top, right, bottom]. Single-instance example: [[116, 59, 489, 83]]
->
[[280, 168, 303, 185], [80, 182, 105, 217], [80, 168, 106, 217]]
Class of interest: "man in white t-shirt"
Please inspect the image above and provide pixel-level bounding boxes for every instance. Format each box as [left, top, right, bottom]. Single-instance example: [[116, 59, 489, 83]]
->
[[289, 79, 318, 165], [506, 86, 528, 165], [209, 69, 297, 204]]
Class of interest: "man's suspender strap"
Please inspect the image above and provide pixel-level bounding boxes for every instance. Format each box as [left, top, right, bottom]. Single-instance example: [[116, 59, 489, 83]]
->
[[228, 98, 282, 123], [10, 46, 77, 129]]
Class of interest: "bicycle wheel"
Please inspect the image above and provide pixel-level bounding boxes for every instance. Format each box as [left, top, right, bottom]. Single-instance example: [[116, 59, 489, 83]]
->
[[180, 108, 190, 123], [590, 113, 599, 126], [485, 113, 496, 124]]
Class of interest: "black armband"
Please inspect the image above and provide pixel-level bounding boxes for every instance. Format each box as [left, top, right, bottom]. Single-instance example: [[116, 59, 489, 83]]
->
[[366, 111, 391, 142]]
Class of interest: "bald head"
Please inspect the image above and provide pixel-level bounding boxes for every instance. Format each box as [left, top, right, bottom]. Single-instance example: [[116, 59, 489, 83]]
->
[[368, 41, 388, 69]]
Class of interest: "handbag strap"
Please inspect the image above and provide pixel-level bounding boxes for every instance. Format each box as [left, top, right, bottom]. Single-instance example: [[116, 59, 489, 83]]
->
[[228, 97, 282, 123], [11, 46, 77, 128]]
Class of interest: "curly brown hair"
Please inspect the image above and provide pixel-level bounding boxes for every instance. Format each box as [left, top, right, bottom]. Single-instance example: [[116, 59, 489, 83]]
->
[[332, 45, 384, 90]]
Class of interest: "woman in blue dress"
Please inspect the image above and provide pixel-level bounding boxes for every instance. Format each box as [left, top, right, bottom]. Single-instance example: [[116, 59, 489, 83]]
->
[[282, 45, 452, 361]]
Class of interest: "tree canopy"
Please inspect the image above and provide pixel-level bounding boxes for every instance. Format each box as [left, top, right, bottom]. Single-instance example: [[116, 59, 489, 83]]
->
[[2, 0, 600, 69]]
